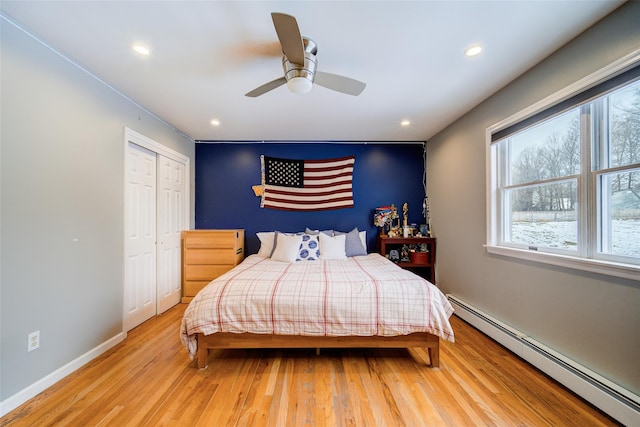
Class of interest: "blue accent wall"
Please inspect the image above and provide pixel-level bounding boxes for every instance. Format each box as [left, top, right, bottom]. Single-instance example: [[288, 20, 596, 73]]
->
[[195, 143, 426, 254]]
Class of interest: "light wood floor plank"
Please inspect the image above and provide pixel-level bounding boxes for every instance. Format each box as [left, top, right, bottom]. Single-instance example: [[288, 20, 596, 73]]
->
[[1, 303, 620, 427]]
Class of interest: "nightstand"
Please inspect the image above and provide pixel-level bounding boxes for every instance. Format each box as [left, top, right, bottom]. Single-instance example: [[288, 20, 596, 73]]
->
[[377, 235, 437, 284]]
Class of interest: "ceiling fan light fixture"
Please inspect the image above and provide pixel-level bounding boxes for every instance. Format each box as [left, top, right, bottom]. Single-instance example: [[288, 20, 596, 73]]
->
[[287, 76, 313, 94]]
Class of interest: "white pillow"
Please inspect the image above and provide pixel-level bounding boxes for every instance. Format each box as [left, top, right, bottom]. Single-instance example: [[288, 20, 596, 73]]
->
[[256, 231, 276, 256], [319, 233, 347, 260], [359, 230, 367, 253], [271, 233, 304, 262]]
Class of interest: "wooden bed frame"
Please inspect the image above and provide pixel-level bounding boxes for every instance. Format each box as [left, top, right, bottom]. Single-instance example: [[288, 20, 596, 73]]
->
[[195, 332, 440, 368]]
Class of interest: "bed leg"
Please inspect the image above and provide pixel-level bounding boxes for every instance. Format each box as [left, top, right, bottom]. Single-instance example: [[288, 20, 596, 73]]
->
[[426, 335, 440, 367], [428, 347, 440, 367], [316, 348, 320, 356], [196, 335, 208, 369]]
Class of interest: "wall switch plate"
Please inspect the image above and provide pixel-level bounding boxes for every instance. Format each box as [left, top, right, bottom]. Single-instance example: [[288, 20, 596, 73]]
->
[[28, 330, 40, 352]]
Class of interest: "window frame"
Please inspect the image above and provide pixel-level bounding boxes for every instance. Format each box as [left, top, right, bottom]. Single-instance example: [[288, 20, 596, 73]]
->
[[486, 50, 640, 281]]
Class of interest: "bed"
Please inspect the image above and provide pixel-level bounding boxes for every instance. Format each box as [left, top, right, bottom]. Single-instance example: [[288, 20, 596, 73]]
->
[[180, 230, 455, 369]]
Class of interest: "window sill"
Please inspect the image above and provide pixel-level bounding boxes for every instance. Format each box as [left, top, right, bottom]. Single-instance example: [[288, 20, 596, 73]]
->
[[484, 245, 640, 281]]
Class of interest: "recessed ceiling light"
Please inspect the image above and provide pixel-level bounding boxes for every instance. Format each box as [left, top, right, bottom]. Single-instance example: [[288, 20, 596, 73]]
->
[[401, 120, 411, 126], [131, 44, 150, 55], [210, 119, 220, 126], [464, 46, 482, 57]]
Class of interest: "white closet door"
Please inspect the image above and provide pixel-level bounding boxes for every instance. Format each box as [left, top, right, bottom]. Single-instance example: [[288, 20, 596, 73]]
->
[[156, 155, 184, 313], [124, 143, 157, 331]]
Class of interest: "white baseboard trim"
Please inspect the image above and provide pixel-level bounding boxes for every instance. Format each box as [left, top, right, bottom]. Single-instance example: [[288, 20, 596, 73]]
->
[[447, 294, 640, 427], [0, 332, 125, 417]]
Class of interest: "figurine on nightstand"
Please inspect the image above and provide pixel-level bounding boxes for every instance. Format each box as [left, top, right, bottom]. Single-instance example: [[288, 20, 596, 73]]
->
[[403, 203, 408, 227], [401, 244, 410, 262], [388, 204, 401, 237], [402, 202, 409, 237]]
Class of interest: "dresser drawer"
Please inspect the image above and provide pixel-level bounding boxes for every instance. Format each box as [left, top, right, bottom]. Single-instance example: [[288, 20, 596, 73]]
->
[[184, 264, 233, 281], [184, 230, 242, 248], [184, 248, 239, 265], [183, 280, 215, 297]]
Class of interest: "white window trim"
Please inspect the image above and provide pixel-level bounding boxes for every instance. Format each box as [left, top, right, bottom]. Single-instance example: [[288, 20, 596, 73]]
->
[[484, 244, 639, 281], [486, 49, 640, 282]]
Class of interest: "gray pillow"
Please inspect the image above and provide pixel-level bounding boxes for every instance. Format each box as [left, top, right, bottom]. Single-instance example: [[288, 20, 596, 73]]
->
[[305, 227, 333, 236], [335, 228, 366, 256]]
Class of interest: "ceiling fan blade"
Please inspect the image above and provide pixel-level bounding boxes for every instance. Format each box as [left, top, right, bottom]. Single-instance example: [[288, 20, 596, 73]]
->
[[314, 71, 366, 96], [271, 12, 305, 65], [232, 41, 283, 60], [245, 77, 287, 97]]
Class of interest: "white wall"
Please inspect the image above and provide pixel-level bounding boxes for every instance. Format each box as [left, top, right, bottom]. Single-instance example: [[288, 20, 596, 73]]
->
[[428, 2, 640, 396], [0, 19, 195, 401]]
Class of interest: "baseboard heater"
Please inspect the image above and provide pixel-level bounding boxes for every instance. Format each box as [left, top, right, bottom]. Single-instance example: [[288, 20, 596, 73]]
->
[[446, 294, 640, 426]]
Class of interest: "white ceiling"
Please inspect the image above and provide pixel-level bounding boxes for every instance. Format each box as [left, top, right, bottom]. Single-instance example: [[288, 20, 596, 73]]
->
[[0, 1, 624, 142]]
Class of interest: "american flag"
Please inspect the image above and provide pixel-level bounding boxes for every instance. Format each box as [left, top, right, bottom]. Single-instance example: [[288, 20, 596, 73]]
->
[[261, 155, 355, 211]]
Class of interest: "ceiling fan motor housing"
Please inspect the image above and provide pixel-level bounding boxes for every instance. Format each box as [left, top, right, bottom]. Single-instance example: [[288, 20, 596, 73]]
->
[[282, 52, 317, 83], [282, 37, 317, 84]]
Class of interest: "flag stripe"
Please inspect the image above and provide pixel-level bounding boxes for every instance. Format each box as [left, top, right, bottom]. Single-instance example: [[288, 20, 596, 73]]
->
[[265, 195, 354, 205], [304, 156, 354, 166], [303, 178, 352, 188], [265, 185, 351, 197], [261, 155, 355, 211], [265, 189, 353, 201], [304, 171, 353, 183], [264, 200, 353, 211]]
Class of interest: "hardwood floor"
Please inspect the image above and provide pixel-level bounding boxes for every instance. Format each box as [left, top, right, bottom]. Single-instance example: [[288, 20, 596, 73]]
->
[[1, 303, 619, 426]]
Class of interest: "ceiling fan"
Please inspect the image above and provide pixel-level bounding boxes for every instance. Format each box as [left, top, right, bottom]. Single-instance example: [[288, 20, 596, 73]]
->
[[245, 12, 366, 97]]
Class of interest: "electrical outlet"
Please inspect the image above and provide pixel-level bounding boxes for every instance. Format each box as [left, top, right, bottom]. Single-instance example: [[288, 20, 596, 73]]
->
[[28, 331, 40, 352]]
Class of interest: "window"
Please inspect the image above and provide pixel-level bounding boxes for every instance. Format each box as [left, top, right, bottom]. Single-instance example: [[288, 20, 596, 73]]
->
[[487, 58, 640, 280]]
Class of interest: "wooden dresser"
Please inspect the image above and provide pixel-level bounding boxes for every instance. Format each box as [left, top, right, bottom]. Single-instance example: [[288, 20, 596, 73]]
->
[[181, 229, 244, 303]]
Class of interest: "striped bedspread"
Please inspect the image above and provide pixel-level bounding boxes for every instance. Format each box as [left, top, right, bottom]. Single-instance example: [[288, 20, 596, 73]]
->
[[180, 254, 455, 360]]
